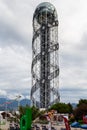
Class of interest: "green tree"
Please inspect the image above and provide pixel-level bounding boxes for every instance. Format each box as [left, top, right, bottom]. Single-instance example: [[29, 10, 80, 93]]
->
[[67, 103, 73, 113], [77, 99, 87, 107], [50, 102, 73, 113], [19, 105, 31, 118], [74, 103, 87, 120], [19, 105, 41, 120], [73, 99, 87, 120], [31, 106, 40, 120]]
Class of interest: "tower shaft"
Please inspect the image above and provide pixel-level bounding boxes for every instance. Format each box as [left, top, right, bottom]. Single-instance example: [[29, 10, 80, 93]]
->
[[40, 25, 50, 108]]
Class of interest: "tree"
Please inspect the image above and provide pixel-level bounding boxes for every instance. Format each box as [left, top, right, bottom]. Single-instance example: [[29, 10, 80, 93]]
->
[[19, 105, 41, 120], [73, 100, 87, 121], [31, 106, 40, 120], [77, 99, 87, 107], [50, 102, 73, 113], [67, 103, 73, 113]]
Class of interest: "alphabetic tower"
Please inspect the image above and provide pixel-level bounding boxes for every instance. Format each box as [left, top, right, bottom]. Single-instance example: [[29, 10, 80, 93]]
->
[[31, 2, 60, 108]]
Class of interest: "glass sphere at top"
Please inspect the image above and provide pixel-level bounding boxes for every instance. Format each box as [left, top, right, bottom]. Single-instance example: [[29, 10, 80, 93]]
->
[[34, 2, 58, 25]]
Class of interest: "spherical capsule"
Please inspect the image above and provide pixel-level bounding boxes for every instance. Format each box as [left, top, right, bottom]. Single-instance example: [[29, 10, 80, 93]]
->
[[33, 2, 58, 25]]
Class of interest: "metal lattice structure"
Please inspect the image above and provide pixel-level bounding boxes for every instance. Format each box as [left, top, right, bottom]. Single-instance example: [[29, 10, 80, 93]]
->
[[31, 2, 60, 108]]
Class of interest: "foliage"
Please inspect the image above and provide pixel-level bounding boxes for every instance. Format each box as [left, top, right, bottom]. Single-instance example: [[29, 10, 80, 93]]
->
[[19, 105, 30, 118], [18, 99, 87, 122], [78, 120, 83, 124], [50, 102, 73, 114], [69, 114, 75, 123], [73, 99, 87, 120], [31, 106, 40, 120], [19, 105, 43, 120], [67, 103, 73, 113], [74, 103, 87, 120], [77, 99, 87, 107]]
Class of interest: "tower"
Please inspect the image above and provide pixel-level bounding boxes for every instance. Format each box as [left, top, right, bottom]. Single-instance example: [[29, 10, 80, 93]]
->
[[31, 2, 60, 108]]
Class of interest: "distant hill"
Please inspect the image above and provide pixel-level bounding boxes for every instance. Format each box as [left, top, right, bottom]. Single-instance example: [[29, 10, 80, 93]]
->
[[0, 98, 31, 111], [0, 98, 77, 111], [71, 103, 77, 109]]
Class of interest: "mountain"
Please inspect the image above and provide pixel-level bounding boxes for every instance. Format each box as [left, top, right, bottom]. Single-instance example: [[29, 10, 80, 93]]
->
[[0, 98, 31, 111], [20, 99, 31, 106], [71, 103, 77, 109]]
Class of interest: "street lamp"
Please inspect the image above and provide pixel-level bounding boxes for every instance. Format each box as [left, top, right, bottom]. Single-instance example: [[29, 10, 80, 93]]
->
[[16, 95, 21, 111]]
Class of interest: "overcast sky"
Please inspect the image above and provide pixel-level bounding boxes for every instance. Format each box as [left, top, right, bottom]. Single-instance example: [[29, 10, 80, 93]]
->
[[0, 0, 87, 103]]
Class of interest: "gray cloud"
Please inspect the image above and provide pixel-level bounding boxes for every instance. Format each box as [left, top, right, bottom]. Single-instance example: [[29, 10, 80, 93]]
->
[[0, 0, 32, 49], [0, 21, 27, 46], [0, 0, 87, 103], [60, 88, 87, 103]]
